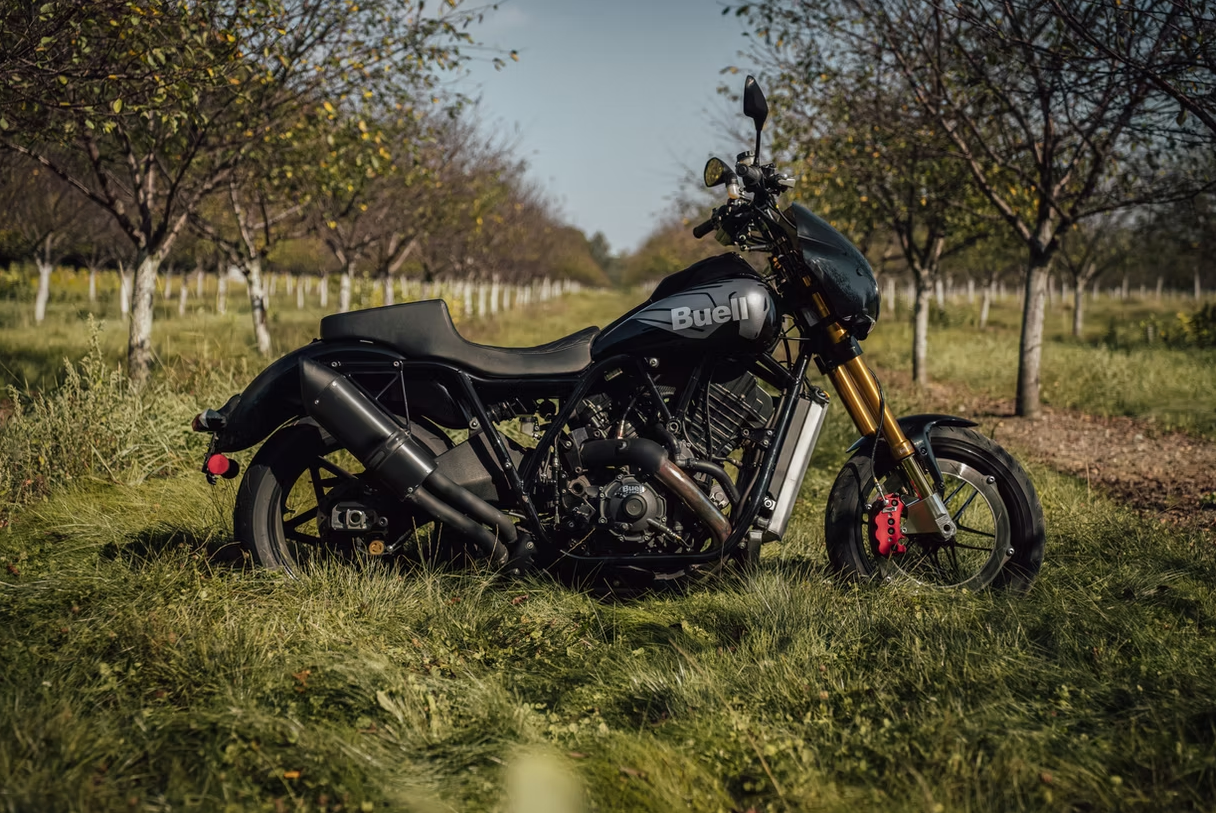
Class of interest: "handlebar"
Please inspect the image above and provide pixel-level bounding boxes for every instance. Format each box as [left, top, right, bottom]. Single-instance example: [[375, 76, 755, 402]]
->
[[692, 218, 716, 239]]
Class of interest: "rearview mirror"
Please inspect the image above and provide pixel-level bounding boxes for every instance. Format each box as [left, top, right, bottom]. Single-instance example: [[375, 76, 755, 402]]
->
[[703, 156, 733, 188], [743, 75, 768, 131], [743, 75, 768, 161]]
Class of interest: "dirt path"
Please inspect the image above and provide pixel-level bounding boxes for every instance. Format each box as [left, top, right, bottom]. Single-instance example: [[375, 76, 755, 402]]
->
[[876, 368, 1216, 532]]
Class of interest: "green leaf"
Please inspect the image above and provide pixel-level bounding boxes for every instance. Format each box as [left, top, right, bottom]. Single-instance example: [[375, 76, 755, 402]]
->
[[111, 98, 123, 113]]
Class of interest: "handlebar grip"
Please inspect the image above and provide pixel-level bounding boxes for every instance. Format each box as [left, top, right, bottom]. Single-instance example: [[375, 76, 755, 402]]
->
[[692, 218, 715, 239]]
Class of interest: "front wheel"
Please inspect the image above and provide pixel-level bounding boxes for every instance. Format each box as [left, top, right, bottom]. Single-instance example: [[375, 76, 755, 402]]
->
[[824, 426, 1045, 591]]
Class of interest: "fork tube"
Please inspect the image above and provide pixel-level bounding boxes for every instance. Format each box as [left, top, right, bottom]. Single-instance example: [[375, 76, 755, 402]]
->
[[808, 293, 936, 500]]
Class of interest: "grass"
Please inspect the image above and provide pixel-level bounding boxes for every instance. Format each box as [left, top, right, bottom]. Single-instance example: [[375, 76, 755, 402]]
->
[[2, 276, 1216, 811], [864, 292, 1216, 438]]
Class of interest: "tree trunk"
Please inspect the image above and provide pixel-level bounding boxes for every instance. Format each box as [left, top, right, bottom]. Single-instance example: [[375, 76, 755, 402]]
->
[[912, 279, 931, 386], [979, 280, 992, 329], [320, 272, 329, 308], [383, 273, 394, 306], [244, 256, 273, 357], [1015, 248, 1052, 418], [119, 265, 131, 317], [1072, 281, 1085, 338], [339, 267, 353, 313], [88, 268, 97, 303], [217, 270, 228, 315], [127, 252, 161, 386], [195, 267, 204, 299], [178, 277, 189, 316], [1196, 268, 1202, 300], [163, 269, 174, 301], [297, 276, 305, 309], [34, 259, 53, 324]]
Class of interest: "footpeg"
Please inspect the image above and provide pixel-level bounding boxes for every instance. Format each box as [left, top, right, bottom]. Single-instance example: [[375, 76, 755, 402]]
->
[[871, 494, 906, 556]]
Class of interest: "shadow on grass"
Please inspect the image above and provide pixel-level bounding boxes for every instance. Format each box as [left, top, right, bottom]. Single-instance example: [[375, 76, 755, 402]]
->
[[101, 522, 248, 568]]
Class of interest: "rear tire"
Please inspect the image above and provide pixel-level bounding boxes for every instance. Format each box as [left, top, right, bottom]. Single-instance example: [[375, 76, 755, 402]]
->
[[233, 422, 431, 575], [824, 426, 1045, 590]]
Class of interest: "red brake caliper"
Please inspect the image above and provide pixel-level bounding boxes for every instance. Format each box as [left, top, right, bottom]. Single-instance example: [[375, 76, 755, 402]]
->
[[871, 493, 906, 556]]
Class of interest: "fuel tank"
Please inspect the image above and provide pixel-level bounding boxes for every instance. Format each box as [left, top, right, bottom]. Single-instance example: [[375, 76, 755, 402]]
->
[[592, 253, 781, 361]]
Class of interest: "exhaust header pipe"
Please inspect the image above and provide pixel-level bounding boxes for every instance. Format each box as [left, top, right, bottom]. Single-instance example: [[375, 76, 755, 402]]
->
[[299, 358, 512, 564], [580, 438, 732, 548]]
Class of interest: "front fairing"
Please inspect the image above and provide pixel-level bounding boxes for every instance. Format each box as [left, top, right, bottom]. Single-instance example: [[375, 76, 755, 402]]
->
[[782, 203, 880, 338]]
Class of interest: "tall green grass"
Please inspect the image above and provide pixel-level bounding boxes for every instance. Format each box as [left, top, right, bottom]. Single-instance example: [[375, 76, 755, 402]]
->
[[2, 282, 1215, 810]]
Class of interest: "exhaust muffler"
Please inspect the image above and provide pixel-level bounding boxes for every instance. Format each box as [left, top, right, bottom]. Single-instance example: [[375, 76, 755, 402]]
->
[[299, 358, 512, 564]]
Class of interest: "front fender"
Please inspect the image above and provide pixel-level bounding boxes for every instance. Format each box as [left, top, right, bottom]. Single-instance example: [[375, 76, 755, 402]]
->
[[208, 341, 411, 453], [845, 413, 978, 491]]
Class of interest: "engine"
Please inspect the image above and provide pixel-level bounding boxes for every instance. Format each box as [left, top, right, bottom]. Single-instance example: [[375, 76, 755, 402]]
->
[[545, 365, 774, 555]]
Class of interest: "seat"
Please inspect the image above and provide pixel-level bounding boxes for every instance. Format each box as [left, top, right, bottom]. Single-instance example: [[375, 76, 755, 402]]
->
[[319, 299, 598, 378]]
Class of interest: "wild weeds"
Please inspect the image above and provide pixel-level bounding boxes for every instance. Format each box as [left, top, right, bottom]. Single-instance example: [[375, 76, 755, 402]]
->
[[0, 319, 219, 516]]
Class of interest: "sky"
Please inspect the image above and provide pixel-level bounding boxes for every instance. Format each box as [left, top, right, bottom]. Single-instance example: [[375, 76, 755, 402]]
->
[[457, 0, 760, 255]]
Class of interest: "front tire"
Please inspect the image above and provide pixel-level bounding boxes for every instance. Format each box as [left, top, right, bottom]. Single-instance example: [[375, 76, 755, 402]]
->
[[824, 426, 1045, 590]]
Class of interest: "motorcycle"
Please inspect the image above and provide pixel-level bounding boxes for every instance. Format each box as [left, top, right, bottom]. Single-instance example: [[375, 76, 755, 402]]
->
[[192, 76, 1045, 591]]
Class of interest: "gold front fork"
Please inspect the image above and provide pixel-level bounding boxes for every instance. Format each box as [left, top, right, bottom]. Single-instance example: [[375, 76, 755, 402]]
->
[[813, 297, 937, 501]]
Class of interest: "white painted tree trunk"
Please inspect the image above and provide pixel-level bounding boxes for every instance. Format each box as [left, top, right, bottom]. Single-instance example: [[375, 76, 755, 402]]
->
[[119, 267, 131, 317], [320, 272, 329, 308], [297, 276, 305, 309], [163, 269, 174, 301], [1072, 283, 1085, 338], [243, 256, 273, 357], [979, 281, 993, 329], [127, 252, 162, 385], [88, 268, 97, 304], [463, 281, 473, 317], [383, 274, 394, 306], [913, 279, 931, 385], [34, 260, 53, 324], [217, 271, 228, 315], [1196, 268, 1202, 300], [196, 267, 205, 299], [178, 278, 188, 316], [477, 283, 487, 317], [490, 276, 499, 315], [967, 278, 975, 304], [339, 269, 352, 313], [934, 278, 944, 307], [1156, 275, 1164, 298]]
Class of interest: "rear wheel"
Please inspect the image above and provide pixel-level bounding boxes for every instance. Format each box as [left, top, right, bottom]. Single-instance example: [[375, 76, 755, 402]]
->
[[233, 422, 434, 575], [824, 426, 1045, 590]]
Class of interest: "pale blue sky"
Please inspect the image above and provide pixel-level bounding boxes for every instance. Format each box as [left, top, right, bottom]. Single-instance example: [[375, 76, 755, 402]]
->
[[459, 0, 758, 254]]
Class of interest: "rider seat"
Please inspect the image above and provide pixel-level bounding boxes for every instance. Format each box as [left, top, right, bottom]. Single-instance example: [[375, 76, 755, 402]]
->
[[319, 299, 599, 378]]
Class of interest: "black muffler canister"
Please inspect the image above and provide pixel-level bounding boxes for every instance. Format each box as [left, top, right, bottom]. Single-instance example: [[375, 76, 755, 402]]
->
[[300, 358, 435, 497], [299, 358, 511, 562]]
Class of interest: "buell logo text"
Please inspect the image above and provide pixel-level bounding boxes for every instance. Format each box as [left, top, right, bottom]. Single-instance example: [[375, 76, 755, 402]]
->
[[671, 296, 750, 331]]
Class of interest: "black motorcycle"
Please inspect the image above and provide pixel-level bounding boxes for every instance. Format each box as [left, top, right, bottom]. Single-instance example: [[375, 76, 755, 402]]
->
[[192, 77, 1045, 590]]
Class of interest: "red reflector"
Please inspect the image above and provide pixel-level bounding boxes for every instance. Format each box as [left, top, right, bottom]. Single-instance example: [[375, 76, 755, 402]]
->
[[206, 454, 232, 477]]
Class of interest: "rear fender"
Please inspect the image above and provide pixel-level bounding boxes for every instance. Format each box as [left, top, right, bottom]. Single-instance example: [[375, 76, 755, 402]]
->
[[846, 413, 978, 491], [207, 341, 460, 453]]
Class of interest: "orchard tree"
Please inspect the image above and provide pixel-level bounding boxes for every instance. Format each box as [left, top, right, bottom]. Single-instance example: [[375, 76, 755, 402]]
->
[[0, 0, 496, 383], [736, 0, 1208, 417], [1046, 0, 1216, 137], [0, 154, 92, 322], [746, 36, 990, 384], [190, 179, 306, 355]]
